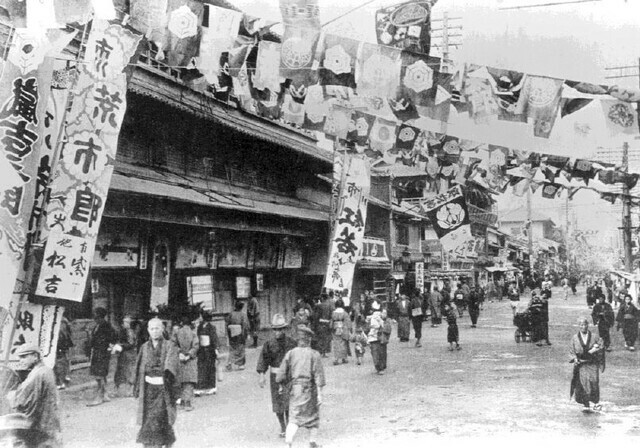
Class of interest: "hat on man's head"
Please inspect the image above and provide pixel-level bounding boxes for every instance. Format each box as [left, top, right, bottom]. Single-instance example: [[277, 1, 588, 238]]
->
[[15, 343, 40, 357], [271, 314, 288, 329]]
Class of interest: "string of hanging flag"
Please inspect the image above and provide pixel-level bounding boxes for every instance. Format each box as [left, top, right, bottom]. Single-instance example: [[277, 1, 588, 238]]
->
[[5, 0, 640, 207]]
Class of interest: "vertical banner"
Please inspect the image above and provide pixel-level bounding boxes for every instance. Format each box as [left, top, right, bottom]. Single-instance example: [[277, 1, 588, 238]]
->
[[35, 20, 142, 301], [421, 185, 473, 253], [324, 156, 370, 305], [415, 261, 424, 293]]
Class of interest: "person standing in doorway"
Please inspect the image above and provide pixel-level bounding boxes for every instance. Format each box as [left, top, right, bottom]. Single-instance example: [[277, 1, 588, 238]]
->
[[276, 325, 326, 448], [87, 307, 116, 407], [174, 317, 199, 412], [226, 301, 249, 370], [195, 311, 219, 396], [134, 318, 180, 448], [256, 314, 298, 438], [247, 296, 261, 348], [9, 343, 61, 447]]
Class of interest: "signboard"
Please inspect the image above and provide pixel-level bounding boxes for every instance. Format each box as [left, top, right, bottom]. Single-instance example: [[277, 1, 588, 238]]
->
[[92, 231, 139, 268], [175, 237, 209, 269], [283, 242, 303, 268], [218, 240, 248, 268], [236, 276, 251, 299], [256, 273, 264, 292], [359, 237, 389, 261], [187, 275, 215, 310], [415, 261, 424, 293]]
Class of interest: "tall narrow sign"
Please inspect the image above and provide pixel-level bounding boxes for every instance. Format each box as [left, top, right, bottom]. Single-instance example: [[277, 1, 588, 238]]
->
[[324, 156, 370, 305], [35, 20, 142, 301]]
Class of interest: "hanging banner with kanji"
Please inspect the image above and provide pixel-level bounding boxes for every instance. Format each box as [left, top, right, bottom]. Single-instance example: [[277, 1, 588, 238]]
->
[[0, 29, 76, 305], [324, 156, 370, 305], [421, 185, 473, 253], [375, 1, 433, 56], [415, 261, 424, 293], [35, 20, 142, 302]]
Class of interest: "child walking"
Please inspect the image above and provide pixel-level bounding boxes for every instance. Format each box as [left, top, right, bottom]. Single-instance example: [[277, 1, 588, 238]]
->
[[445, 303, 461, 351], [350, 326, 368, 365]]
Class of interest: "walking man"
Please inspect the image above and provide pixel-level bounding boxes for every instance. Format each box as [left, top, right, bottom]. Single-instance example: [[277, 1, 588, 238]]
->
[[9, 343, 61, 447], [256, 314, 298, 438], [276, 325, 325, 448], [54, 316, 73, 390], [134, 318, 180, 448], [468, 284, 483, 328], [87, 307, 116, 406]]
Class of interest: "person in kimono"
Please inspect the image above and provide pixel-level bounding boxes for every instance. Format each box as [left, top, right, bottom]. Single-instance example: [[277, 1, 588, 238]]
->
[[570, 318, 604, 411], [114, 315, 138, 397], [54, 316, 73, 390], [87, 307, 116, 407], [350, 326, 369, 365], [616, 294, 639, 351], [134, 318, 180, 447], [256, 314, 297, 438], [445, 303, 461, 351], [226, 301, 249, 370], [173, 317, 199, 411], [429, 285, 443, 327], [247, 296, 261, 348], [290, 305, 310, 339], [195, 311, 219, 396], [9, 343, 61, 448], [410, 292, 424, 347], [591, 294, 614, 351], [276, 325, 326, 448], [468, 284, 483, 328], [315, 293, 334, 357], [395, 295, 411, 342], [330, 299, 351, 365]]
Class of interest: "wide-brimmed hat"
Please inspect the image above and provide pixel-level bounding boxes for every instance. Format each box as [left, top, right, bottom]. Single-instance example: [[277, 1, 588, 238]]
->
[[15, 343, 40, 357], [271, 314, 288, 329], [297, 325, 314, 337]]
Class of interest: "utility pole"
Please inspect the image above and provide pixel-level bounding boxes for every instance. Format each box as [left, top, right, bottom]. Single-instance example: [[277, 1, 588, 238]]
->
[[565, 194, 570, 272], [622, 142, 633, 272], [430, 13, 462, 73], [527, 187, 533, 271]]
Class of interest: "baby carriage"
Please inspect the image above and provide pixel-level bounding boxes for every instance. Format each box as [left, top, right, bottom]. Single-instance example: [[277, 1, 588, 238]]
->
[[513, 310, 534, 343]]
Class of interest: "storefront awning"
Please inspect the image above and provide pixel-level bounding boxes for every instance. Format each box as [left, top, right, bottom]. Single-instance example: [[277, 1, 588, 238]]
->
[[391, 272, 406, 280], [110, 164, 329, 223]]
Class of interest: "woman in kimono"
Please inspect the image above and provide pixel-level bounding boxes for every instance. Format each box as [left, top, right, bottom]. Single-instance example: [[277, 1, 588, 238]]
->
[[395, 295, 411, 342], [134, 318, 179, 448], [226, 301, 249, 370], [570, 318, 605, 411], [616, 294, 639, 351], [330, 299, 351, 365], [276, 325, 325, 448], [290, 306, 310, 339], [195, 311, 219, 396]]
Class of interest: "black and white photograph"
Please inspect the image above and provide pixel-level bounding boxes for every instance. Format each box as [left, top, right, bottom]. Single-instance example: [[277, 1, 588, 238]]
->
[[0, 0, 639, 446]]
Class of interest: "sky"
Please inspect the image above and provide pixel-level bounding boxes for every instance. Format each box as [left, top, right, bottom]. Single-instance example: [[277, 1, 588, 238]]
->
[[232, 0, 640, 237]]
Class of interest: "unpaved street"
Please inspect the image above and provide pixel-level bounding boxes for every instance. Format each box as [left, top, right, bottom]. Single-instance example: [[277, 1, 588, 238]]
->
[[60, 286, 640, 447]]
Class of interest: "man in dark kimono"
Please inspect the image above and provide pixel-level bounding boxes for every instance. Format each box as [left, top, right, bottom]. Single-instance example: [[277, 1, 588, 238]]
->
[[10, 343, 61, 447], [87, 307, 116, 406], [591, 295, 615, 351], [256, 314, 297, 438], [134, 318, 179, 448], [174, 317, 199, 412], [276, 325, 325, 448]]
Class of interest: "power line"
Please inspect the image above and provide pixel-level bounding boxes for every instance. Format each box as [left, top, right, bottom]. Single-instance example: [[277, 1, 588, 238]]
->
[[498, 0, 602, 10]]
